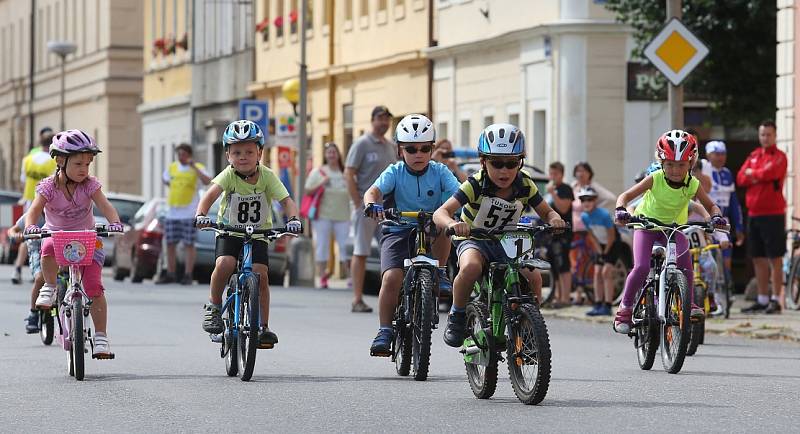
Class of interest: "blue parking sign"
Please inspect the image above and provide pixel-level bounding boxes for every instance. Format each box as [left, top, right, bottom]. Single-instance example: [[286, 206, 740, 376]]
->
[[238, 99, 269, 141]]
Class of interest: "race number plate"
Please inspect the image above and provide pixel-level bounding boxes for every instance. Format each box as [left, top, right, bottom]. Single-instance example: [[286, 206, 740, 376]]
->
[[226, 193, 268, 229], [472, 197, 523, 230], [683, 226, 707, 249], [500, 231, 532, 259]]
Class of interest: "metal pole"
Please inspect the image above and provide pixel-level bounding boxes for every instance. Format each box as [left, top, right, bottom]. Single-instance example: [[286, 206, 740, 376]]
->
[[666, 0, 683, 128], [59, 55, 66, 131], [296, 0, 308, 203]]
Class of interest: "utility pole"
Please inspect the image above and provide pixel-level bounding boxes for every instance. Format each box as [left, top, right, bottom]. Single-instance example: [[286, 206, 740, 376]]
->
[[296, 0, 309, 202], [666, 0, 683, 128]]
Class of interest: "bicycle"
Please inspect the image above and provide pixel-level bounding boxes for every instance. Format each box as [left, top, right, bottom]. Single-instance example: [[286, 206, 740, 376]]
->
[[25, 226, 119, 381], [625, 216, 724, 374], [376, 209, 441, 381], [684, 227, 721, 356], [201, 223, 295, 382], [784, 216, 800, 310], [448, 223, 555, 405]]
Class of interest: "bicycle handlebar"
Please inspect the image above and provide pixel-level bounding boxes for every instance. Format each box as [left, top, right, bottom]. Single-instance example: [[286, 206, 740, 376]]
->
[[199, 222, 298, 239], [445, 223, 563, 239], [23, 226, 123, 241], [626, 215, 729, 234]]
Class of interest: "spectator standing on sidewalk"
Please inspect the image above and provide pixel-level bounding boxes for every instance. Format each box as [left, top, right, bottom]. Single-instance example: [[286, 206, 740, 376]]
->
[[545, 162, 574, 307], [305, 142, 352, 288], [344, 106, 397, 312], [157, 144, 212, 285], [432, 139, 468, 182], [737, 120, 788, 314]]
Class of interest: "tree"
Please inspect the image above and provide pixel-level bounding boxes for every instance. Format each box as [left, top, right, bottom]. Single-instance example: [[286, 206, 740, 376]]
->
[[605, 0, 776, 128]]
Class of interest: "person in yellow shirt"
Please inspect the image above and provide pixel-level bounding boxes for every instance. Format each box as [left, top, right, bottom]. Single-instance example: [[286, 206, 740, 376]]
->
[[12, 127, 57, 285], [156, 143, 212, 285]]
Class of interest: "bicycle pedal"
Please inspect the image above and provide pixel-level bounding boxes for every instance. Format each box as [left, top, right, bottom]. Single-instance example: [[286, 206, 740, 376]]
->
[[258, 343, 275, 350], [92, 353, 115, 360], [370, 350, 392, 358], [209, 333, 223, 344]]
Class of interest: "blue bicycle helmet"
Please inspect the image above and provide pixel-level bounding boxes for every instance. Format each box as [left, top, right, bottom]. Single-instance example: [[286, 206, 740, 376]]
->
[[477, 123, 525, 157], [222, 120, 265, 148]]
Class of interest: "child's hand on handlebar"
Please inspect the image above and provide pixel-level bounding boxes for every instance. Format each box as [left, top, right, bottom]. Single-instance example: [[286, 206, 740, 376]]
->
[[363, 203, 384, 221], [195, 215, 212, 228], [615, 207, 631, 225], [447, 221, 470, 237], [24, 225, 41, 235]]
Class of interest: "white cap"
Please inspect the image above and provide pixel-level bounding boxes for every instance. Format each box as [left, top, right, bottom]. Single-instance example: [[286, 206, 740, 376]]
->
[[705, 140, 726, 154]]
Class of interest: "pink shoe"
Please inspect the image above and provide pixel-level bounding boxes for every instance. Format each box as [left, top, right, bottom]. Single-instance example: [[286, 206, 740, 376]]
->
[[614, 306, 633, 334], [690, 303, 704, 320], [319, 273, 329, 289]]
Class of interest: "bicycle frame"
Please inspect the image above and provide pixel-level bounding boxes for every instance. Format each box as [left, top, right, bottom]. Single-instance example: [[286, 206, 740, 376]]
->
[[689, 244, 721, 312], [220, 239, 256, 342]]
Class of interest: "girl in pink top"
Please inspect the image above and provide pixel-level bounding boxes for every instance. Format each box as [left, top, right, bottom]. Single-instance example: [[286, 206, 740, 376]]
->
[[25, 130, 123, 358]]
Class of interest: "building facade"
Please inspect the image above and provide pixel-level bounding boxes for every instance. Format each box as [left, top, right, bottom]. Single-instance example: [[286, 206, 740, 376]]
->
[[777, 0, 797, 221], [0, 0, 143, 193]]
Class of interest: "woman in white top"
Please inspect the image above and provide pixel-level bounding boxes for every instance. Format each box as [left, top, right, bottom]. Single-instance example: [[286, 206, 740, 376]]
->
[[305, 143, 352, 288]]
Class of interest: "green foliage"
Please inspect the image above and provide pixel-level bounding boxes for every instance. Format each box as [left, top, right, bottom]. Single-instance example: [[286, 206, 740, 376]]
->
[[605, 0, 776, 127]]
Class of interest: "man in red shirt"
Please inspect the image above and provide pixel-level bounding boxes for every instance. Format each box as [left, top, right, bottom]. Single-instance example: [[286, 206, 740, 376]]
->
[[737, 120, 788, 314]]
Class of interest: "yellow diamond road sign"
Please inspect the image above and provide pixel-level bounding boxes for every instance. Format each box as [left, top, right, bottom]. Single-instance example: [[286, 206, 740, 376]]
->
[[644, 18, 709, 86]]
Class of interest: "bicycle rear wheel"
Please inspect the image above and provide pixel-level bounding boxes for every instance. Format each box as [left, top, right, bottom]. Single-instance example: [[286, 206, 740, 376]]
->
[[239, 274, 260, 382], [40, 309, 54, 346], [223, 277, 239, 377], [661, 271, 691, 374], [634, 287, 658, 370], [786, 256, 800, 311], [464, 301, 498, 399], [412, 269, 434, 381], [506, 303, 551, 405], [687, 284, 706, 356], [72, 296, 85, 381]]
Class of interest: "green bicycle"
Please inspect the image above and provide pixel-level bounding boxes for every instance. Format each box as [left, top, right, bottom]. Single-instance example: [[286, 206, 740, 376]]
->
[[448, 223, 555, 405]]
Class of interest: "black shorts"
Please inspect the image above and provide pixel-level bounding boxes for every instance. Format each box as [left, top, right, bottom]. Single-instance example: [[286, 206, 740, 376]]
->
[[548, 232, 572, 274], [596, 241, 623, 265], [747, 215, 786, 258], [215, 235, 270, 266]]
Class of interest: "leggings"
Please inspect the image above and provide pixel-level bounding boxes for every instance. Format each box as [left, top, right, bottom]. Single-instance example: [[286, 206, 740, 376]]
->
[[621, 229, 693, 308]]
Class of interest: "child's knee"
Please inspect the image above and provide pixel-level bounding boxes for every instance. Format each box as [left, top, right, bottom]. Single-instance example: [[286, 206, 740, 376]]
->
[[381, 268, 403, 290], [214, 256, 237, 272]]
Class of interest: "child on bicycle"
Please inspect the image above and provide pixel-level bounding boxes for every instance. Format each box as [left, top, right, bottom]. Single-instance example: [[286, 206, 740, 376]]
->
[[23, 130, 123, 358], [577, 187, 622, 317], [362, 114, 461, 357], [195, 120, 302, 348], [613, 129, 725, 334], [433, 123, 566, 348], [11, 214, 46, 334]]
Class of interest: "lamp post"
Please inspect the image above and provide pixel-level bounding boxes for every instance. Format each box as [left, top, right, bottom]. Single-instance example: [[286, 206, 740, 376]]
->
[[47, 41, 77, 131]]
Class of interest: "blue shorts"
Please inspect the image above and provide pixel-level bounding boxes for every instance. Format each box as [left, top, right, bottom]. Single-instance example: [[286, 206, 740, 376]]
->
[[26, 239, 42, 277], [455, 238, 508, 265]]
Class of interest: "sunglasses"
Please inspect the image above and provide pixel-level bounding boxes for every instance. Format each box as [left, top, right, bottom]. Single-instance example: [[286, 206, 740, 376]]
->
[[403, 145, 433, 154], [580, 197, 597, 202], [487, 160, 521, 170]]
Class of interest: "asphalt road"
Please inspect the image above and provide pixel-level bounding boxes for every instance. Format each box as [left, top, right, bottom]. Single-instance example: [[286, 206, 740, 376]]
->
[[1, 264, 798, 433]]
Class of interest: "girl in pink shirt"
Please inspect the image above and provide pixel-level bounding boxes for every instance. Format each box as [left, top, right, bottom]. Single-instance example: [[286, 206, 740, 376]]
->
[[25, 130, 123, 358]]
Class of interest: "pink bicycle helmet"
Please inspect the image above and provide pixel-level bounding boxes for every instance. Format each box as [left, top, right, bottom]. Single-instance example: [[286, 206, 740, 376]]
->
[[49, 129, 101, 157]]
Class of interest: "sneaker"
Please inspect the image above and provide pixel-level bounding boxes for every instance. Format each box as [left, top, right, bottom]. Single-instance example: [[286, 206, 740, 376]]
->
[[741, 302, 767, 314], [613, 306, 632, 334], [443, 310, 467, 347], [11, 267, 21, 285], [597, 304, 613, 316], [155, 273, 176, 285], [35, 285, 55, 309], [258, 327, 279, 348], [370, 329, 394, 357], [92, 333, 114, 359], [24, 311, 39, 334], [202, 304, 224, 334], [319, 273, 329, 289], [351, 300, 373, 313], [180, 274, 193, 285], [438, 269, 453, 297], [586, 303, 602, 316], [690, 303, 705, 320], [765, 300, 782, 314]]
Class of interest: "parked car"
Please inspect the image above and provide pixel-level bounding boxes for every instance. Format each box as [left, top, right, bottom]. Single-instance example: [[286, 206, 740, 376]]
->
[[112, 198, 166, 282], [0, 190, 23, 264], [95, 193, 145, 265]]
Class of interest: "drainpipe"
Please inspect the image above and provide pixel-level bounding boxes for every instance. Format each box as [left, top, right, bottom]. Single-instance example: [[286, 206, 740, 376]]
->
[[328, 0, 335, 143], [29, 0, 36, 146], [427, 0, 433, 117]]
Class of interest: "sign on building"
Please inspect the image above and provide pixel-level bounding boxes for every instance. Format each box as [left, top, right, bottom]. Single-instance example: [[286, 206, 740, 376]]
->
[[274, 114, 298, 147], [238, 99, 270, 142], [643, 18, 709, 86]]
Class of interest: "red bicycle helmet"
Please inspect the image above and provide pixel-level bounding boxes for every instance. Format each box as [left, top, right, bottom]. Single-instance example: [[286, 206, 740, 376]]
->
[[656, 129, 696, 162]]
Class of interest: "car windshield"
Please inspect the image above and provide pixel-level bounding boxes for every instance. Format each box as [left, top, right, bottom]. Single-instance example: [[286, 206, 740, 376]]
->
[[94, 199, 144, 224]]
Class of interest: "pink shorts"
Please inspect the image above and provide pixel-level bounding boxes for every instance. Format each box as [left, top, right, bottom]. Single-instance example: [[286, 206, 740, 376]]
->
[[40, 237, 105, 298]]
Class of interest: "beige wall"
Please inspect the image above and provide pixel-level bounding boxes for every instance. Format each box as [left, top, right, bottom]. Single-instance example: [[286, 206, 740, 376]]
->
[[142, 0, 191, 103], [777, 0, 796, 221]]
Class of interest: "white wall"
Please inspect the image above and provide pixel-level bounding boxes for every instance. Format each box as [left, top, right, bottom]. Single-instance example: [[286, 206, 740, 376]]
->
[[141, 104, 191, 199]]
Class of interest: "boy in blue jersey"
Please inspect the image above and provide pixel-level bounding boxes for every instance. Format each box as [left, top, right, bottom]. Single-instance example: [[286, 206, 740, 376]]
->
[[701, 141, 744, 277], [578, 187, 622, 316], [364, 114, 461, 357]]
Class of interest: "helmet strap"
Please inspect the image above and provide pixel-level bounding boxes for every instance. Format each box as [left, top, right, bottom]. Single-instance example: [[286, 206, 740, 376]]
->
[[234, 163, 259, 181]]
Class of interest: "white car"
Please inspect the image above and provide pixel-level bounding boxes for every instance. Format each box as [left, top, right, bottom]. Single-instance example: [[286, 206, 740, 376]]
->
[[94, 193, 145, 266]]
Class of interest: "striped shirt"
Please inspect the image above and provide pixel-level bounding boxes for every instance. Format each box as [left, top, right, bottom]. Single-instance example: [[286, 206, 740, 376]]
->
[[453, 169, 543, 231]]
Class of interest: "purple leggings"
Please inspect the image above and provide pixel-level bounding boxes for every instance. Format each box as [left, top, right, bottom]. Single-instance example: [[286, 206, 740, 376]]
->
[[620, 229, 693, 308]]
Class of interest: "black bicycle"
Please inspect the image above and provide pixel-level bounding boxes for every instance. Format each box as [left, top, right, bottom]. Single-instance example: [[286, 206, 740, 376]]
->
[[784, 217, 800, 310]]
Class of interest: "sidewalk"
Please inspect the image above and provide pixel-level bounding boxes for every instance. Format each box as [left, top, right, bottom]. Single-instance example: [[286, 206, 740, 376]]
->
[[541, 302, 800, 343]]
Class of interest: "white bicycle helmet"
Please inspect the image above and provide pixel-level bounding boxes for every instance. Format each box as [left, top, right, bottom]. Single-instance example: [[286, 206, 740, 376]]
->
[[477, 123, 525, 157], [394, 114, 435, 143]]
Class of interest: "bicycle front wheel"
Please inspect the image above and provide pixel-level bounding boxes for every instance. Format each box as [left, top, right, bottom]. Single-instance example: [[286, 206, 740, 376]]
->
[[412, 269, 434, 381], [393, 305, 412, 377], [223, 277, 239, 377], [786, 256, 800, 310], [661, 271, 691, 374], [464, 301, 498, 399], [687, 284, 706, 356], [239, 274, 260, 382], [72, 296, 85, 381], [634, 287, 658, 370], [506, 303, 551, 405]]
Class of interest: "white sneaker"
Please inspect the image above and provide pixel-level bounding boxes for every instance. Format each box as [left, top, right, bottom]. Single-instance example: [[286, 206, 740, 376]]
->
[[92, 333, 114, 359], [35, 285, 55, 309]]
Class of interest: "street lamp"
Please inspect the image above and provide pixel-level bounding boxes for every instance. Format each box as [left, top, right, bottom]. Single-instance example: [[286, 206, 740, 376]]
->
[[47, 40, 77, 131], [282, 78, 300, 115]]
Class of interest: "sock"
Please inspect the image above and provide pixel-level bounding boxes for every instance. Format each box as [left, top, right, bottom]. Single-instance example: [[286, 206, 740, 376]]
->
[[450, 305, 466, 314], [757, 295, 769, 305], [770, 295, 780, 302]]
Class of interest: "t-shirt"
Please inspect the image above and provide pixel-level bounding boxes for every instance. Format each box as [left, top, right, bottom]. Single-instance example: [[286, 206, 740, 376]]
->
[[547, 182, 573, 227], [345, 133, 397, 196], [634, 169, 700, 225], [163, 162, 210, 220], [373, 161, 461, 231], [453, 169, 543, 234], [304, 165, 351, 222], [36, 176, 101, 231], [20, 150, 57, 202], [212, 165, 290, 239], [581, 208, 613, 245]]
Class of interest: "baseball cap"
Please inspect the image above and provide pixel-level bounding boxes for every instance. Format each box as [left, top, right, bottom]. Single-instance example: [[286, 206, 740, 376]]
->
[[705, 140, 726, 154], [577, 186, 599, 199], [39, 127, 53, 136], [371, 105, 392, 119]]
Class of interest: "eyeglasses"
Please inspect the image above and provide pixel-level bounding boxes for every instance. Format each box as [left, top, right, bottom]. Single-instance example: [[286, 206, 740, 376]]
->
[[403, 145, 433, 154], [487, 160, 521, 170]]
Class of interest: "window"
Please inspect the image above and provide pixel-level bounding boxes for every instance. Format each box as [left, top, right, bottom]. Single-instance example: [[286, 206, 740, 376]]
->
[[532, 110, 546, 165], [343, 104, 354, 154], [261, 0, 270, 42], [323, 0, 331, 29], [290, 0, 298, 34], [378, 0, 387, 11], [345, 0, 353, 21], [276, 0, 284, 38], [305, 0, 313, 30], [437, 122, 448, 141], [483, 115, 494, 128], [508, 113, 519, 127], [360, 0, 368, 17], [460, 119, 470, 148]]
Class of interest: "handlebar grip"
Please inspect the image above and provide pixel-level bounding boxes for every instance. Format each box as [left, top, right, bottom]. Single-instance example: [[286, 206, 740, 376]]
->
[[445, 227, 455, 236]]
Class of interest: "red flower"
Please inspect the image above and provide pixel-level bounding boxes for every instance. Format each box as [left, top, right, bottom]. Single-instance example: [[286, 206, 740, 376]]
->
[[273, 16, 284, 27], [289, 10, 298, 23], [153, 38, 166, 49], [256, 17, 269, 33]]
